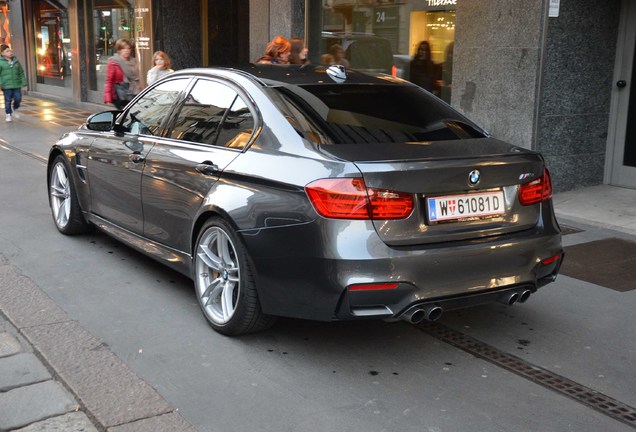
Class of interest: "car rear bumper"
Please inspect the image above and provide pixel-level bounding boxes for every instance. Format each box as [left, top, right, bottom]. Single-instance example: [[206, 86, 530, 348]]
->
[[240, 218, 563, 322]]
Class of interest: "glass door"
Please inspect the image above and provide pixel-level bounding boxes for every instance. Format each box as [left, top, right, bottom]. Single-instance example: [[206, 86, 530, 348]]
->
[[34, 0, 72, 90], [607, 0, 636, 188]]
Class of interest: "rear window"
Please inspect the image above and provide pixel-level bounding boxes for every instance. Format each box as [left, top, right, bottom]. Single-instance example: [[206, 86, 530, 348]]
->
[[274, 84, 486, 145]]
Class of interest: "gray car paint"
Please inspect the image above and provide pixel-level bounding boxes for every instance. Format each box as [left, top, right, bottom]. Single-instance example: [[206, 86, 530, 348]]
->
[[48, 65, 562, 324]]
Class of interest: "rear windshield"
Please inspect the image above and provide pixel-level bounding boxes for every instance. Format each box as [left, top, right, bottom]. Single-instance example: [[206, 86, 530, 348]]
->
[[273, 84, 486, 145]]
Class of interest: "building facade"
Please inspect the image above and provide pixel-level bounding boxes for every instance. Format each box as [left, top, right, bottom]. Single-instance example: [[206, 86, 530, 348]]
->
[[4, 0, 634, 191]]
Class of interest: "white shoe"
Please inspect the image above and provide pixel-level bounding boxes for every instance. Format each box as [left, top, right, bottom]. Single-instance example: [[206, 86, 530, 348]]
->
[[5, 114, 11, 122], [12, 110, 20, 120]]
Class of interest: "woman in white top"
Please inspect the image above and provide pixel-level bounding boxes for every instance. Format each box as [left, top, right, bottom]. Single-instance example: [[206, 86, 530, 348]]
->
[[146, 51, 174, 85]]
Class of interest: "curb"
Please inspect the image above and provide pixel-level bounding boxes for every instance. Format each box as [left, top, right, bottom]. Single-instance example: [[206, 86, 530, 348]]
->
[[0, 255, 197, 432]]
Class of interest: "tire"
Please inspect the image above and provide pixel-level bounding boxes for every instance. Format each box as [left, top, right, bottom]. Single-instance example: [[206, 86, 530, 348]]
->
[[49, 155, 91, 235], [194, 218, 275, 336]]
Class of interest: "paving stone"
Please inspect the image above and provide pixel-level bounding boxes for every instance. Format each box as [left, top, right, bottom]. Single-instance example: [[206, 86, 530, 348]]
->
[[107, 412, 198, 432], [0, 331, 22, 358], [0, 265, 70, 329], [0, 352, 51, 391], [22, 320, 172, 428], [14, 412, 99, 432], [0, 381, 78, 431]]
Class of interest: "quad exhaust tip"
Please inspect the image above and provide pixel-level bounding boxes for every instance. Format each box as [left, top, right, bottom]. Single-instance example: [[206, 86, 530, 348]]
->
[[498, 289, 533, 306], [497, 292, 519, 306], [402, 289, 533, 324], [518, 289, 532, 303], [402, 304, 443, 324]]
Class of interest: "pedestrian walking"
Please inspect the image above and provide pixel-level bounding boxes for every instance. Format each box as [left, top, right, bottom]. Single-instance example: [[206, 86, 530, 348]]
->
[[104, 38, 140, 109], [289, 38, 309, 65], [146, 50, 174, 85], [329, 44, 350, 68], [0, 44, 28, 122], [255, 36, 291, 64], [409, 41, 441, 95]]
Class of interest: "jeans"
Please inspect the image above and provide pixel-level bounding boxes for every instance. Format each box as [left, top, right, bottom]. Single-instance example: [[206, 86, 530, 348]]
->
[[3, 88, 22, 114]]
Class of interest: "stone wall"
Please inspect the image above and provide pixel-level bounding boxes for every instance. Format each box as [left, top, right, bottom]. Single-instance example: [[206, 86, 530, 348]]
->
[[537, 0, 620, 191], [249, 0, 305, 62], [451, 0, 546, 151]]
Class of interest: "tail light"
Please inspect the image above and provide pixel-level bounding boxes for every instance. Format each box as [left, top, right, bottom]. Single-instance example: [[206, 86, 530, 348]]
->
[[391, 65, 397, 77], [305, 178, 414, 220], [519, 168, 553, 206], [348, 283, 399, 291], [542, 253, 561, 266]]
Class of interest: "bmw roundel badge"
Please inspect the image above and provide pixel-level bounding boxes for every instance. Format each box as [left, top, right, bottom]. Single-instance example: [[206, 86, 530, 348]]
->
[[468, 169, 481, 186]]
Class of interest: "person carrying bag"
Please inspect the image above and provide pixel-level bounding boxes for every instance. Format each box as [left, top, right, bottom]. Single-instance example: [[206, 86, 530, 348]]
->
[[103, 38, 140, 109]]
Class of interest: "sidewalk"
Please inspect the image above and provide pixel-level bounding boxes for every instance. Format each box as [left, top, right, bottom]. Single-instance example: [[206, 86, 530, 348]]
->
[[553, 184, 636, 237], [0, 310, 98, 431], [0, 255, 196, 432], [0, 94, 635, 431]]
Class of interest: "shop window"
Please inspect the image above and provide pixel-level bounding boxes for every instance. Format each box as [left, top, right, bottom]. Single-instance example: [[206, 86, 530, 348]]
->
[[1, 4, 11, 46], [34, 0, 71, 87], [87, 0, 135, 92], [308, 1, 456, 103]]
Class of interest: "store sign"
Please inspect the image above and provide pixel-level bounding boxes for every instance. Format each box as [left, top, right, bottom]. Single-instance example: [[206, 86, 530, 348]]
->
[[374, 6, 399, 28], [549, 0, 560, 17], [426, 0, 457, 6]]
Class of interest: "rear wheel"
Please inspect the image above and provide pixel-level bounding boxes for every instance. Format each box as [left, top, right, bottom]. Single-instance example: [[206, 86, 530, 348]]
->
[[194, 218, 275, 335], [49, 155, 91, 235]]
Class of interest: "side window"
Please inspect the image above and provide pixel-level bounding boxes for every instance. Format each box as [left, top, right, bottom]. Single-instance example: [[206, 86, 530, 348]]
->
[[168, 80, 237, 145], [215, 96, 256, 149], [121, 78, 189, 136]]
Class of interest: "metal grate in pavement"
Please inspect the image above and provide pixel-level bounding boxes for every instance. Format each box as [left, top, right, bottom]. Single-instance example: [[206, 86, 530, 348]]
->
[[418, 322, 636, 429]]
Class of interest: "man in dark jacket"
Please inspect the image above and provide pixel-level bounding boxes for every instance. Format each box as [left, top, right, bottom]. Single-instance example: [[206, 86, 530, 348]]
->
[[0, 44, 28, 122]]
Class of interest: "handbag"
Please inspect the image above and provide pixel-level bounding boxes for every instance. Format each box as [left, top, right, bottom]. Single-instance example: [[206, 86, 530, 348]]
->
[[114, 81, 133, 102], [111, 58, 135, 102]]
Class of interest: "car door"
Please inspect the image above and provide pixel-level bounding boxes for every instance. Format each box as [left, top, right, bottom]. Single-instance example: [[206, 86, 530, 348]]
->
[[141, 77, 259, 253], [86, 78, 190, 233]]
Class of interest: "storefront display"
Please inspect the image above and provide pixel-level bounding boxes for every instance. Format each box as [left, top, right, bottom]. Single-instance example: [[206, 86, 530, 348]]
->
[[33, 0, 71, 88], [309, 0, 456, 102]]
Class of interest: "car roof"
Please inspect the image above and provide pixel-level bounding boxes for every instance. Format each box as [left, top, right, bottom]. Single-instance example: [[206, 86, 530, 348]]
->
[[171, 64, 409, 87]]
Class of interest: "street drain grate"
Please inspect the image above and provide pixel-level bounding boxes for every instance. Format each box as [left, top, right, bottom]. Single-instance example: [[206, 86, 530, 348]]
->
[[419, 322, 636, 428]]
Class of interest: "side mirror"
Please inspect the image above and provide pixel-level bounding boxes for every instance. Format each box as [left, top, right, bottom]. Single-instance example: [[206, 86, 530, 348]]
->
[[86, 111, 120, 132]]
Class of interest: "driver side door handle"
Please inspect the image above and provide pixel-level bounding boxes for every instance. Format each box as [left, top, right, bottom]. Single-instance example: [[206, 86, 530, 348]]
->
[[129, 153, 145, 163], [195, 162, 220, 176]]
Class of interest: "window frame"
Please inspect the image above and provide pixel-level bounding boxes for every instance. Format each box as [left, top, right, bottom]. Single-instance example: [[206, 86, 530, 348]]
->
[[116, 77, 194, 138], [162, 76, 261, 152]]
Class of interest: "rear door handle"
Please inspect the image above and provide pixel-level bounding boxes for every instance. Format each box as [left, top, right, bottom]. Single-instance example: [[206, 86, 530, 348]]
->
[[195, 162, 220, 176], [129, 153, 145, 163]]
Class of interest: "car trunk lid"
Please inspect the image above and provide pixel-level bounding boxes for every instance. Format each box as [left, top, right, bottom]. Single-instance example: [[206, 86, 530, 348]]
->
[[319, 138, 546, 245]]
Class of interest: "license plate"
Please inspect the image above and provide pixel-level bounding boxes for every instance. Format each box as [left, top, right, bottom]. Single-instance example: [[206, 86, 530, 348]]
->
[[427, 191, 505, 223]]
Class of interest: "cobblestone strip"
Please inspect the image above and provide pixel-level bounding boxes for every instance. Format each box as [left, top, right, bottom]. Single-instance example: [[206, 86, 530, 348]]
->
[[0, 256, 198, 431]]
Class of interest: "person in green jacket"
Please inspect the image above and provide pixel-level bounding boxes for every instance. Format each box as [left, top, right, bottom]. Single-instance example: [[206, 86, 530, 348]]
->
[[0, 44, 28, 122]]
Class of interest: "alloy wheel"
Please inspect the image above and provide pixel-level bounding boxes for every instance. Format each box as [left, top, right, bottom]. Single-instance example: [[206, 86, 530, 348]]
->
[[195, 226, 240, 324], [50, 162, 71, 229]]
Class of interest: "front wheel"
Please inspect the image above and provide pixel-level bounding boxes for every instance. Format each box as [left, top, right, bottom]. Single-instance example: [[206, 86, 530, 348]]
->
[[194, 218, 275, 336], [48, 155, 91, 235]]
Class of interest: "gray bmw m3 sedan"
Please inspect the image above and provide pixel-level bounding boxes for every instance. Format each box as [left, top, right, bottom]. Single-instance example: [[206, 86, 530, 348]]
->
[[47, 64, 563, 335]]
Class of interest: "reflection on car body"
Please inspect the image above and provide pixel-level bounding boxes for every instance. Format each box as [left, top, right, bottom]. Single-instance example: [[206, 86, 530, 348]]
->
[[47, 64, 563, 336]]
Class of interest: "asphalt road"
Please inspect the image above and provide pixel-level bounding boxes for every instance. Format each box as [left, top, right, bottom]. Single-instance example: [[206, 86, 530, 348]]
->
[[1, 116, 634, 432]]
